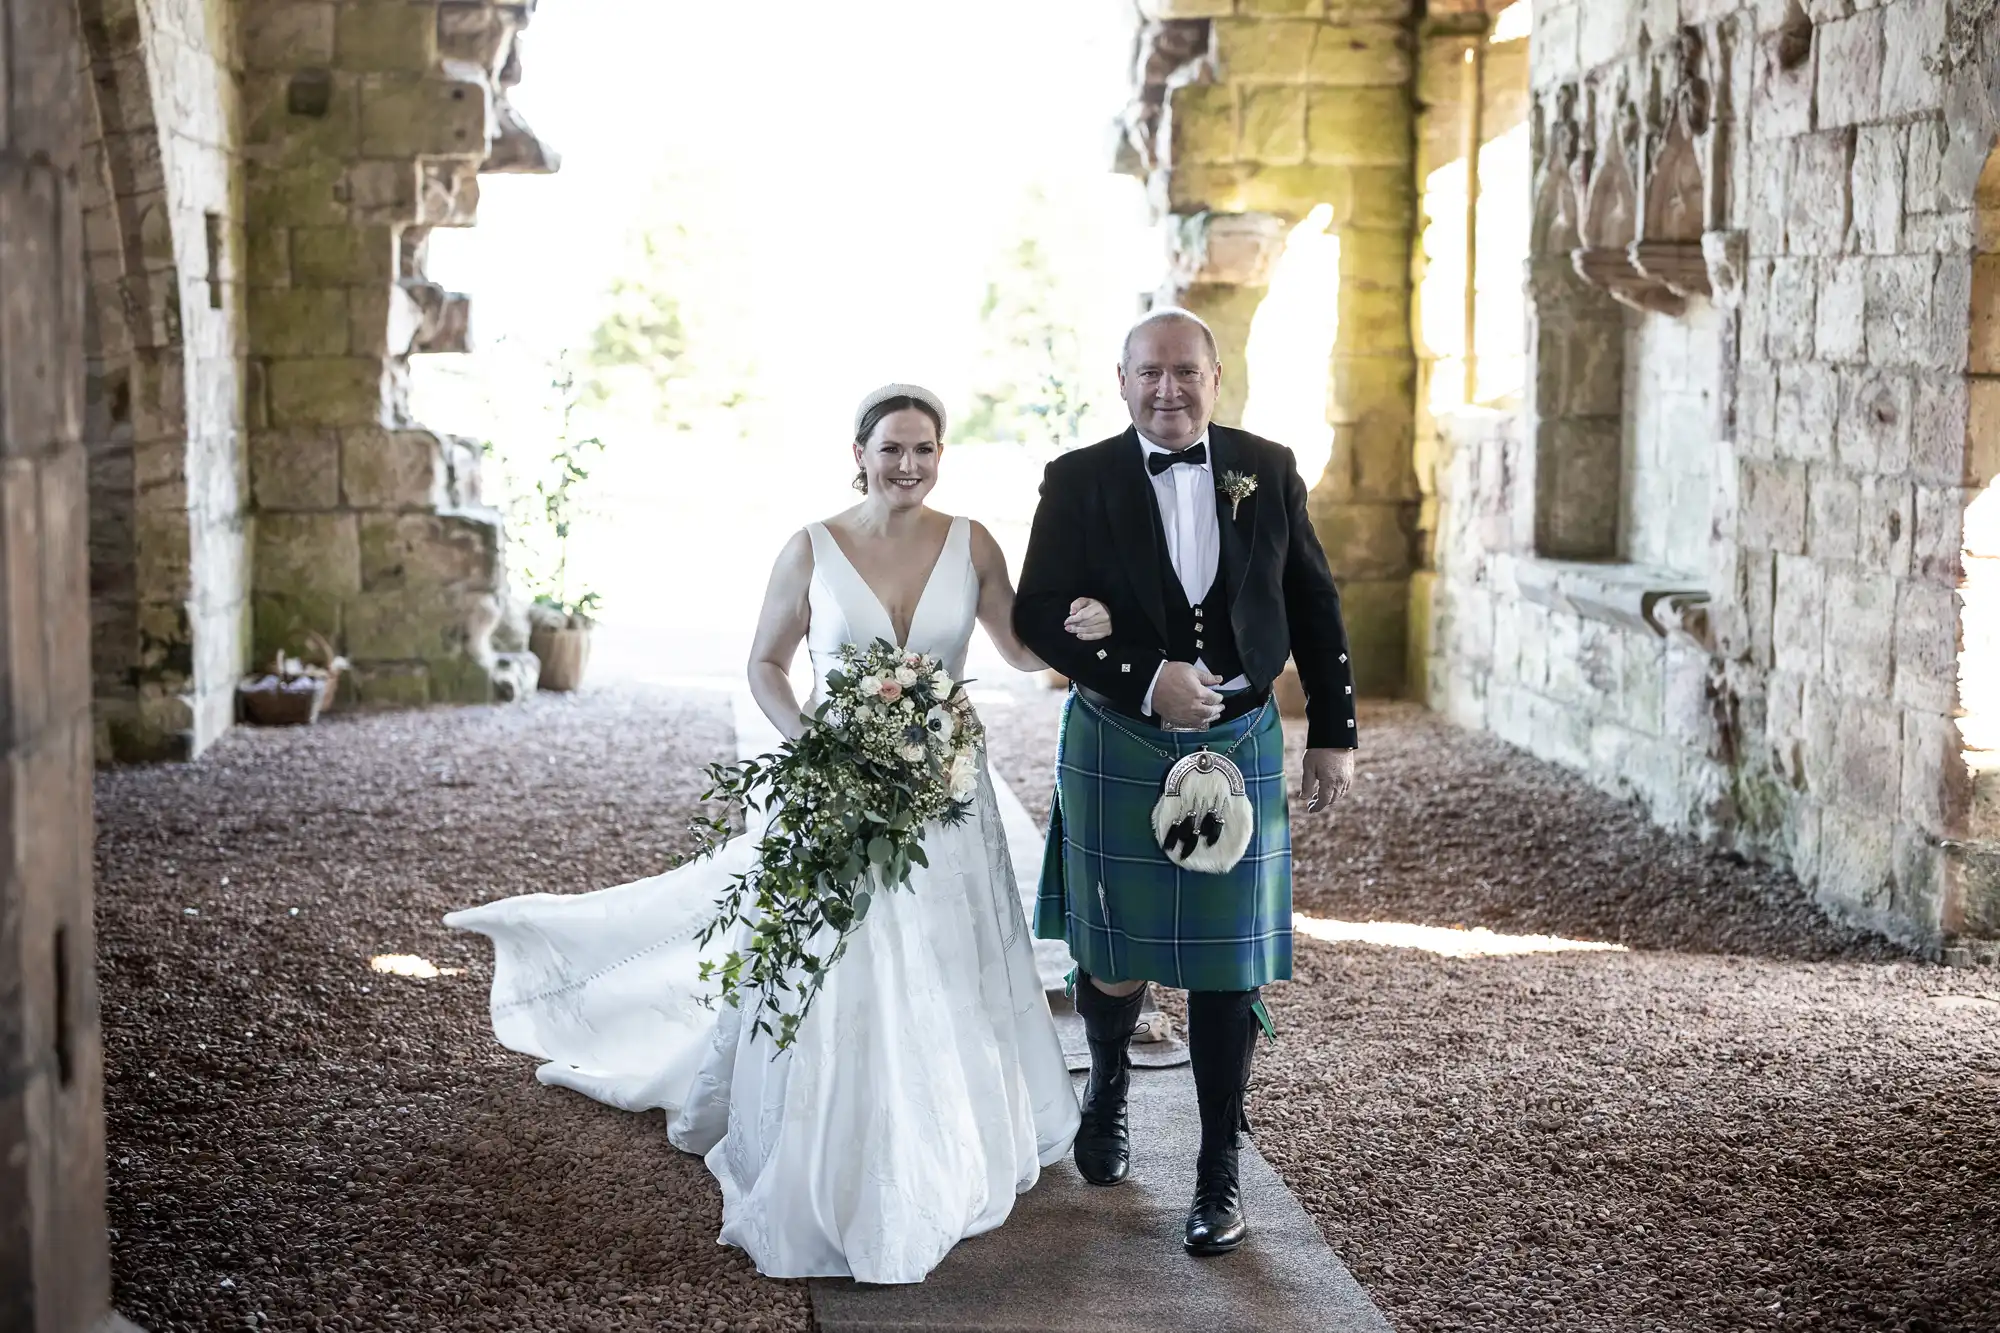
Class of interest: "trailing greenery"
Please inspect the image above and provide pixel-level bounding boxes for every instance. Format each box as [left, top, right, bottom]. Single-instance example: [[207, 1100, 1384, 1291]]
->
[[694, 641, 985, 1050]]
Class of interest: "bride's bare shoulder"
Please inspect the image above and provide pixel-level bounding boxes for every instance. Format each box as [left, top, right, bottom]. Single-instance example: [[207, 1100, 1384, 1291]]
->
[[770, 527, 815, 578]]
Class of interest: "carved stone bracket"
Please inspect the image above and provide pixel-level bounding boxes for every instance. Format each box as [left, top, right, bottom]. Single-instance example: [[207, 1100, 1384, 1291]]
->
[[1700, 229, 1747, 308], [1543, 24, 1723, 320], [1165, 211, 1290, 290]]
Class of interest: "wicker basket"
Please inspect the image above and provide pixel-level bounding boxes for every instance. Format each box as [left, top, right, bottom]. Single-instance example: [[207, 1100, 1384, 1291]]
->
[[238, 633, 347, 726]]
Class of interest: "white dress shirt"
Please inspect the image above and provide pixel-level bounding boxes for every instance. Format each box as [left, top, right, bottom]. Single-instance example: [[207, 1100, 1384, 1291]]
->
[[1137, 433, 1251, 716]]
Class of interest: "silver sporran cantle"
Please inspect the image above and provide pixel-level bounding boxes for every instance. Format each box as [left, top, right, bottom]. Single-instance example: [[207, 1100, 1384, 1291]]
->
[[1151, 749, 1254, 874]]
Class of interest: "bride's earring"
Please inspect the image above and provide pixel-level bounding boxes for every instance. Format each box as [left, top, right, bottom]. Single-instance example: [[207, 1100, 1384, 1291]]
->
[[853, 469, 868, 494]]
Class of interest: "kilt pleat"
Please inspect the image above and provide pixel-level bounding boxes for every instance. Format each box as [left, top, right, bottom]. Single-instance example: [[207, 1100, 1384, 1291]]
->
[[1035, 690, 1292, 991]]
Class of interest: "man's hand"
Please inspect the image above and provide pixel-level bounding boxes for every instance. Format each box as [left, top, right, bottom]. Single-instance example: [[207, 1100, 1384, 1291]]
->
[[1152, 661, 1224, 729], [1064, 597, 1114, 641], [1300, 748, 1355, 815]]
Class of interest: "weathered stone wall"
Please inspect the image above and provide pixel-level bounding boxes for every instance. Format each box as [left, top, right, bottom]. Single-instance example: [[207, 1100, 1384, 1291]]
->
[[1424, 0, 2000, 954], [80, 0, 251, 762], [2, 0, 121, 1324], [1119, 0, 1421, 697], [240, 0, 548, 709], [77, 0, 550, 757]]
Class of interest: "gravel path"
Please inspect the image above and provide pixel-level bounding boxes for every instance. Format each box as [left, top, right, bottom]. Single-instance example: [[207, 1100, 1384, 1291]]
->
[[989, 691, 2000, 1332], [100, 686, 2000, 1331], [97, 687, 810, 1332]]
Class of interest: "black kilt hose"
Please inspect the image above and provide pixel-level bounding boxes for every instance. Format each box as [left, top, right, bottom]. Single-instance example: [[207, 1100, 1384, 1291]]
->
[[1036, 691, 1292, 990], [1012, 425, 1360, 993]]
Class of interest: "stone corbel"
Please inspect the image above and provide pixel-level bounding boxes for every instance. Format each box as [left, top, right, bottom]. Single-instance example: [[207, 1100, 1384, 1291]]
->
[[482, 94, 560, 174], [1629, 239, 1710, 302], [1165, 211, 1290, 290], [1648, 589, 1715, 650], [1701, 230, 1747, 308], [398, 279, 473, 354], [1571, 247, 1684, 314]]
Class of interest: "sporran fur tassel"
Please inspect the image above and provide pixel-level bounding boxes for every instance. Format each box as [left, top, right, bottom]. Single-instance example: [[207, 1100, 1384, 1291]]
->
[[1151, 750, 1255, 874]]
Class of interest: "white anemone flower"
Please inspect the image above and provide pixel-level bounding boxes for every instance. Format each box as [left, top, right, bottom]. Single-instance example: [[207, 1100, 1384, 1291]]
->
[[924, 706, 955, 744]]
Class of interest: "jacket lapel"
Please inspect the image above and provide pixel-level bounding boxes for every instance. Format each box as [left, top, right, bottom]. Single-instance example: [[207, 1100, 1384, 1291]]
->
[[1103, 427, 1169, 644], [1209, 426, 1258, 605]]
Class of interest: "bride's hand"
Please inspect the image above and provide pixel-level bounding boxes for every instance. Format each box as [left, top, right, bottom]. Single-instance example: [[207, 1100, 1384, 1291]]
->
[[1064, 597, 1113, 641]]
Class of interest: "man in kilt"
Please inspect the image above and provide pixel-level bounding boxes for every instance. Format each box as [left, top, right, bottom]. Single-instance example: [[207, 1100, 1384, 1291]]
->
[[1013, 309, 1359, 1256]]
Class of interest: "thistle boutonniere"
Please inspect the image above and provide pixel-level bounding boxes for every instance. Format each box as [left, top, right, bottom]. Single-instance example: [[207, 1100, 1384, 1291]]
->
[[1221, 470, 1258, 520]]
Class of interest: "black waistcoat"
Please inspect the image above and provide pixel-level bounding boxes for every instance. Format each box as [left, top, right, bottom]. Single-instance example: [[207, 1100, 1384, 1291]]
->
[[1148, 497, 1245, 681]]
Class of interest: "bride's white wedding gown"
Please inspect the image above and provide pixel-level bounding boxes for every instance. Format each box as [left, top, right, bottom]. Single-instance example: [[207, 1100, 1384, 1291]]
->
[[444, 515, 1080, 1285]]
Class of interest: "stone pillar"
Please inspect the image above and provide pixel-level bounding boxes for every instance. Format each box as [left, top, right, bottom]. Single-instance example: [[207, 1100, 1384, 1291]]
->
[[1155, 211, 1290, 428], [1123, 1, 1421, 698], [240, 0, 553, 707], [0, 0, 128, 1326]]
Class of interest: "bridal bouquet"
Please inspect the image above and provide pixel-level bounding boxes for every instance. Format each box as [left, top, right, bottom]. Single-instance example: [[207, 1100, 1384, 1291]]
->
[[695, 639, 985, 1049]]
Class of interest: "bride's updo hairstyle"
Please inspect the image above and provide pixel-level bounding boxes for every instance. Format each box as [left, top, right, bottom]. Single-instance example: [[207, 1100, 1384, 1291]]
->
[[852, 383, 947, 495]]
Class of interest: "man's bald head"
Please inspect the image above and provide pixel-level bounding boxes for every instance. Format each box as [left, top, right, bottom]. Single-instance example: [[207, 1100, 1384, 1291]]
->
[[1121, 309, 1220, 370], [1117, 308, 1222, 450]]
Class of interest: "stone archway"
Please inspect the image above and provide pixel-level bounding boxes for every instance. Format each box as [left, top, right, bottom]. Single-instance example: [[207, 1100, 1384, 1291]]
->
[[76, 0, 250, 763]]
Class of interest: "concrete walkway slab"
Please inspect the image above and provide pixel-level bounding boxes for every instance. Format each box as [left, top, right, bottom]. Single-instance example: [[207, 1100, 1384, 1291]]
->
[[811, 1065, 1390, 1333]]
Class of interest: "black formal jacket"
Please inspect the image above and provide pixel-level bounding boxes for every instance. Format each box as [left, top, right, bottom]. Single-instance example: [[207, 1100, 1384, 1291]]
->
[[1013, 424, 1359, 750]]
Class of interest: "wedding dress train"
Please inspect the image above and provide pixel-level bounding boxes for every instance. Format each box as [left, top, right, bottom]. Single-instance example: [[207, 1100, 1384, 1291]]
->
[[444, 515, 1080, 1285]]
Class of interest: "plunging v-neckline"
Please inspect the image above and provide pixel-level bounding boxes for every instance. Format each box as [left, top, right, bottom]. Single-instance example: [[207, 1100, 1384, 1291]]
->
[[817, 516, 957, 647]]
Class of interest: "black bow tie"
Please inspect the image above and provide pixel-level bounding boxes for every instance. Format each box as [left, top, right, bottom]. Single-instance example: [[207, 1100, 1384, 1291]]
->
[[1146, 442, 1207, 476]]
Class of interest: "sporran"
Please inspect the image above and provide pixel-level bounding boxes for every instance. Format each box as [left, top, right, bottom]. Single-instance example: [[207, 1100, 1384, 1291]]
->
[[1151, 748, 1255, 873]]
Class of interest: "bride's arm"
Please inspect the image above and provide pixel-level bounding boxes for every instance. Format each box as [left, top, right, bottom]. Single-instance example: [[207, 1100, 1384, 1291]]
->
[[747, 530, 814, 740], [970, 521, 1110, 673]]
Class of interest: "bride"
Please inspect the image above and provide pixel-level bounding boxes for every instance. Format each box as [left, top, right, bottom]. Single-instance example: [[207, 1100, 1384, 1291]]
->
[[446, 383, 1110, 1285]]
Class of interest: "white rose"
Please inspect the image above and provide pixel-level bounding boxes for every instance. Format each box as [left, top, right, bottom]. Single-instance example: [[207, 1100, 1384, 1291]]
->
[[924, 706, 955, 744], [858, 674, 882, 698], [894, 665, 919, 688], [898, 743, 927, 764], [930, 669, 952, 693], [854, 704, 872, 720], [949, 756, 978, 800]]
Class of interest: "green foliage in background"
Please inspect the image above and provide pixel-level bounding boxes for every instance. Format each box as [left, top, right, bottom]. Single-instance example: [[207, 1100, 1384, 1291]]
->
[[958, 188, 1096, 448], [487, 355, 607, 623], [582, 201, 758, 431]]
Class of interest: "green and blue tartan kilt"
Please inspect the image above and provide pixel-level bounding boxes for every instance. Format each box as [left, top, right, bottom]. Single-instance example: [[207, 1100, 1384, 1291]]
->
[[1035, 689, 1292, 992]]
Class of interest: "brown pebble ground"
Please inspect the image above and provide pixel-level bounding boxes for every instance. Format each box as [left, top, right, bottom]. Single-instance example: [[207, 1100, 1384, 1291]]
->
[[102, 686, 2000, 1331]]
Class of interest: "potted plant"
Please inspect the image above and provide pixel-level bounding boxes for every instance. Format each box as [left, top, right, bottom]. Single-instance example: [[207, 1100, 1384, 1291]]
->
[[522, 364, 606, 693], [529, 592, 600, 693]]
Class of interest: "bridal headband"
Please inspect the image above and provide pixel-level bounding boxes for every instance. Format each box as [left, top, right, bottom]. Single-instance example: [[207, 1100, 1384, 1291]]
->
[[854, 382, 948, 438]]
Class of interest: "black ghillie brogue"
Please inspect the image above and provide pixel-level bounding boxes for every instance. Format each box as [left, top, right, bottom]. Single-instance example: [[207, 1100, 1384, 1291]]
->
[[1073, 977, 1146, 1186], [1183, 988, 1261, 1255], [1183, 1153, 1247, 1255]]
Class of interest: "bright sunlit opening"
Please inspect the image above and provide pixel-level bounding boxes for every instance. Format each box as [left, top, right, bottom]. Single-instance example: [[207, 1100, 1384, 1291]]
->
[[370, 955, 463, 979], [1242, 204, 1340, 487], [409, 0, 1155, 684], [1961, 486, 1997, 762], [1293, 913, 1629, 959], [1420, 121, 1531, 415], [1490, 2, 1532, 44]]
